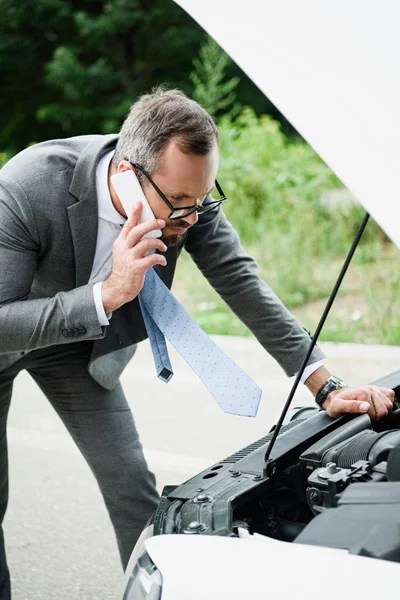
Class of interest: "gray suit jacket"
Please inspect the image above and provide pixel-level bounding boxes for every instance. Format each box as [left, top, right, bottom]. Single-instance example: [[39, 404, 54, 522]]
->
[[0, 135, 323, 389]]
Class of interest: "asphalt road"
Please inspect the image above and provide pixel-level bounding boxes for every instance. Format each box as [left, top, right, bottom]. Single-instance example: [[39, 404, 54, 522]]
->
[[4, 337, 400, 599]]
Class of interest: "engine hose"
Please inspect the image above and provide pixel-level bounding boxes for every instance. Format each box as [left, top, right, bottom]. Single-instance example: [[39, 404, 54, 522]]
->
[[333, 431, 377, 468], [324, 430, 400, 469]]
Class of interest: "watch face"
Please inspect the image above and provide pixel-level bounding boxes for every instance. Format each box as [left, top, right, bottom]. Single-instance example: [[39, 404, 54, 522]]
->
[[316, 376, 346, 407]]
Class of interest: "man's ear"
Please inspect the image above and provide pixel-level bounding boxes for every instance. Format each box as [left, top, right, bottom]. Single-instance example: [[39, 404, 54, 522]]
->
[[116, 160, 135, 174]]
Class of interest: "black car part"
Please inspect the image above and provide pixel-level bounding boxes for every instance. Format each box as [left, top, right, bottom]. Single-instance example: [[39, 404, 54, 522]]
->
[[153, 369, 400, 563]]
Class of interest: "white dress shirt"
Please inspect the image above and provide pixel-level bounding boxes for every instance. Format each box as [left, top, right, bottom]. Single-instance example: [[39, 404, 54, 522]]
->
[[90, 150, 124, 326], [90, 150, 322, 382]]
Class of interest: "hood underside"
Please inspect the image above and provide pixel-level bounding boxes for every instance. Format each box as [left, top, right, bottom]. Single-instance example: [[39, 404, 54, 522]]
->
[[175, 0, 400, 249]]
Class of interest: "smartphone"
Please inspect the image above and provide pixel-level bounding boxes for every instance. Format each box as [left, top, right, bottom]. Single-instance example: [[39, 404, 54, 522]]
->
[[110, 170, 162, 239]]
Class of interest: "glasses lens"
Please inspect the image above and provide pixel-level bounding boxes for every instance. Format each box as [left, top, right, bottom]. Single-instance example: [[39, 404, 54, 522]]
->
[[168, 190, 226, 220], [169, 206, 198, 220], [197, 200, 223, 214]]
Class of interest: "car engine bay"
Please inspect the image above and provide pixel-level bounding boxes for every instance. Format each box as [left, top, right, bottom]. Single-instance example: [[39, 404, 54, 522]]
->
[[153, 371, 400, 564]]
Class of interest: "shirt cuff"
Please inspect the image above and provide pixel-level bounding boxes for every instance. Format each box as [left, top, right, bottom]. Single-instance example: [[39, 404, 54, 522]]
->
[[93, 282, 111, 326], [300, 360, 324, 384]]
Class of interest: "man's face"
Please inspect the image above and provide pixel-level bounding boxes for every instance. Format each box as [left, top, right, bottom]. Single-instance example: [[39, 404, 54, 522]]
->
[[138, 139, 219, 247]]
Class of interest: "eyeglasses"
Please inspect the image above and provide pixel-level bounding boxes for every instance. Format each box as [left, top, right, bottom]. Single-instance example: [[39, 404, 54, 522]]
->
[[127, 161, 227, 220]]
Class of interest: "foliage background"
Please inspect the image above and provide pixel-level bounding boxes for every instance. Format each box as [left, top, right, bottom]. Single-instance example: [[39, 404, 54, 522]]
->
[[1, 0, 399, 345], [0, 0, 276, 151]]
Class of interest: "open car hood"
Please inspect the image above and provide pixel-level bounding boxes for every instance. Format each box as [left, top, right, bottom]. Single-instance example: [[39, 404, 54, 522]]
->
[[175, 0, 400, 249]]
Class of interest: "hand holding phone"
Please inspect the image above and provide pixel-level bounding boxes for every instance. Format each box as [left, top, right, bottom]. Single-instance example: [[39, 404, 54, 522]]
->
[[110, 170, 162, 239], [103, 169, 166, 314]]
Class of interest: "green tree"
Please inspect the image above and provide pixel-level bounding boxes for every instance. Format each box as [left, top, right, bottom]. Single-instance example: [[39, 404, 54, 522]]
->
[[0, 0, 278, 152], [190, 36, 240, 119], [0, 0, 204, 150], [0, 0, 75, 150]]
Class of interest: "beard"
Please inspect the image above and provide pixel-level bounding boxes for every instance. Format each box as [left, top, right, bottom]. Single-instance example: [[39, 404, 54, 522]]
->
[[161, 219, 190, 248], [162, 233, 181, 248]]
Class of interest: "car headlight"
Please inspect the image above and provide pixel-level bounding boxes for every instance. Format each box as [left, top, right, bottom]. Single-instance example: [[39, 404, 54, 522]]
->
[[123, 549, 163, 600], [122, 524, 163, 600]]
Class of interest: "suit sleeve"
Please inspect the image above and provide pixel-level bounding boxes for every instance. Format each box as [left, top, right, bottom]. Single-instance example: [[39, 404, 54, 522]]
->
[[184, 207, 324, 377], [0, 179, 105, 354]]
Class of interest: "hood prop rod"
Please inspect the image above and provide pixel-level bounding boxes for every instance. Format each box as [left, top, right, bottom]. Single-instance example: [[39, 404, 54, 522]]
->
[[264, 211, 370, 465]]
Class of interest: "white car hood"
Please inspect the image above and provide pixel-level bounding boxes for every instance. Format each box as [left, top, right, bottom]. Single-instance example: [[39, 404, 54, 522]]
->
[[175, 0, 400, 249], [146, 533, 400, 599]]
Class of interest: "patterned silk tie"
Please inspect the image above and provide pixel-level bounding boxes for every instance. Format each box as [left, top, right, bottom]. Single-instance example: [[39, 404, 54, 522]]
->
[[138, 267, 262, 417]]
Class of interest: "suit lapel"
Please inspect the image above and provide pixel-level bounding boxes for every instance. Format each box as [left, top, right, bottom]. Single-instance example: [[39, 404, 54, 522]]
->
[[67, 134, 118, 287], [67, 196, 98, 287]]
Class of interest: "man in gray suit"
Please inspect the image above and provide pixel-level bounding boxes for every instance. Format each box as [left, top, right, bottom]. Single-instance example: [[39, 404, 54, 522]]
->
[[0, 88, 394, 596]]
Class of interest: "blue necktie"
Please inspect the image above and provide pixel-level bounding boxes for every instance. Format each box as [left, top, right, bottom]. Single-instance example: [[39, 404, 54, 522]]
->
[[138, 267, 262, 417]]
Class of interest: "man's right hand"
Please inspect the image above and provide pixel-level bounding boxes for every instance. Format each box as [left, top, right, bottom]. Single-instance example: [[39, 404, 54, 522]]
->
[[101, 202, 167, 313]]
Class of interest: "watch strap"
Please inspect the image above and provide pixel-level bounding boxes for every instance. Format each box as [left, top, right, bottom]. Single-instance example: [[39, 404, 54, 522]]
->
[[315, 375, 347, 408]]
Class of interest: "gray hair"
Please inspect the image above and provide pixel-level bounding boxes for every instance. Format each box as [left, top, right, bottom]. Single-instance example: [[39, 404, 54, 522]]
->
[[112, 87, 219, 176]]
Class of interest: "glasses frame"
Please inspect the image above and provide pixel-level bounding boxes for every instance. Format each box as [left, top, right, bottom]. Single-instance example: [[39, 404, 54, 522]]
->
[[126, 161, 226, 220]]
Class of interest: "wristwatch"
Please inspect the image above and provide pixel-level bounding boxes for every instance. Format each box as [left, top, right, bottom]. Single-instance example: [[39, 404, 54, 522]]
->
[[315, 375, 347, 408]]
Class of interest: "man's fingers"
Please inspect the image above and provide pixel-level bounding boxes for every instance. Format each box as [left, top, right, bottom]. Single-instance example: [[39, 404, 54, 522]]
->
[[324, 385, 396, 420], [353, 386, 393, 418], [379, 386, 395, 399], [324, 398, 370, 418], [132, 237, 168, 257], [378, 386, 395, 407], [119, 202, 143, 239], [141, 252, 167, 271], [370, 390, 390, 419], [126, 218, 165, 247], [379, 392, 395, 412]]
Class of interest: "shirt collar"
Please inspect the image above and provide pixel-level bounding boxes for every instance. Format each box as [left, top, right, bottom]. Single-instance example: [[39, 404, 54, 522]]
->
[[96, 150, 126, 225]]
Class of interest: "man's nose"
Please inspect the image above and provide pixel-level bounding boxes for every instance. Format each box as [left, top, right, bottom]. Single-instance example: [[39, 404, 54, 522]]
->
[[183, 210, 199, 227]]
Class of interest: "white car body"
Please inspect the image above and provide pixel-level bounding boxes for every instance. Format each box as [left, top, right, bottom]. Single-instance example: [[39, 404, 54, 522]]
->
[[145, 533, 400, 599]]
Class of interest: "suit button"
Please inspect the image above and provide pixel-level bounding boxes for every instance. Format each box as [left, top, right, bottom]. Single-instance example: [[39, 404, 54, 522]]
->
[[62, 325, 87, 338]]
